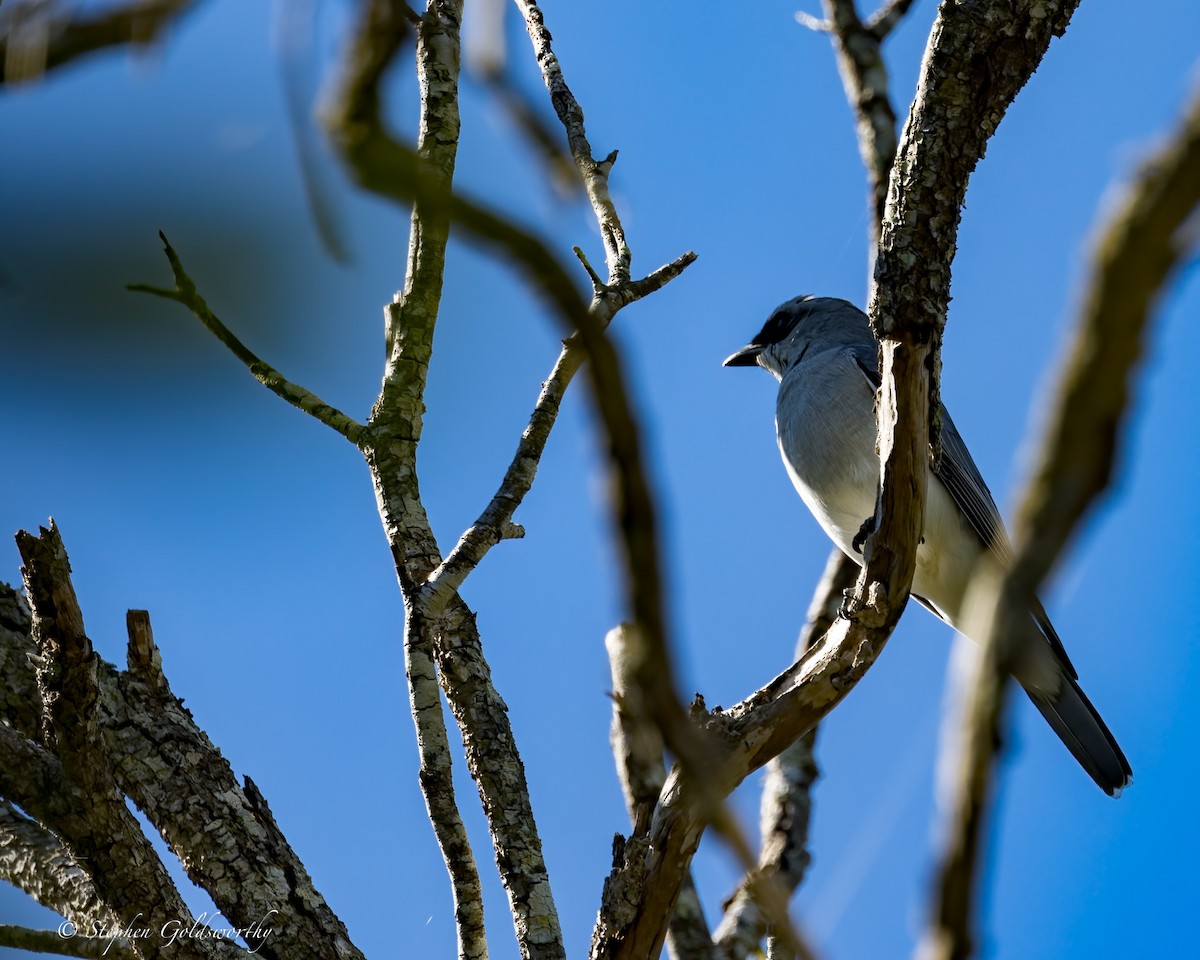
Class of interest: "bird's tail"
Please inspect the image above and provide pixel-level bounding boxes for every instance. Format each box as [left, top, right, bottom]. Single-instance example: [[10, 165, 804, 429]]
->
[[1025, 677, 1132, 796]]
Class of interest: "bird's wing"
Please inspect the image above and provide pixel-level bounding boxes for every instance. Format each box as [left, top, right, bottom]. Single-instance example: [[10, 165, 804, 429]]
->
[[935, 411, 1012, 564], [937, 412, 1076, 676], [849, 346, 1076, 677], [849, 344, 1011, 560]]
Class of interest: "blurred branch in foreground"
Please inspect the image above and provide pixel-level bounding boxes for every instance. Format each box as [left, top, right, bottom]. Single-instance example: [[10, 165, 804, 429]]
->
[[920, 76, 1200, 960], [0, 0, 201, 85]]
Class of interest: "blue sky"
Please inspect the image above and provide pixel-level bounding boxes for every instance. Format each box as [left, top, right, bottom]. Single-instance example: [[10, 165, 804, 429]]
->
[[2, 2, 1198, 958]]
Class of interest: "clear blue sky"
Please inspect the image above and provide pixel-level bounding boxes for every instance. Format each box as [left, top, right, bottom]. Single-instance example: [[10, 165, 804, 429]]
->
[[2, 2, 1198, 958]]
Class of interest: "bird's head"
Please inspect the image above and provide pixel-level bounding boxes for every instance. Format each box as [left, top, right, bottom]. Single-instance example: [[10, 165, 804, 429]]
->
[[723, 295, 870, 380]]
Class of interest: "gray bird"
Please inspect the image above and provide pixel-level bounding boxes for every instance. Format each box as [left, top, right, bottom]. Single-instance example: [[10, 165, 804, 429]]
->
[[725, 295, 1131, 796]]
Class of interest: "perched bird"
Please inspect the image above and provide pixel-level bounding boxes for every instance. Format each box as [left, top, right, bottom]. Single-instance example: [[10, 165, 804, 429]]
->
[[725, 295, 1131, 796]]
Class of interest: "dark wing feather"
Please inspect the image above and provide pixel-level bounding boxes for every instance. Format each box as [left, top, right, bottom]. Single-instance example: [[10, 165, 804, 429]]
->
[[937, 410, 1077, 678], [935, 412, 1011, 563]]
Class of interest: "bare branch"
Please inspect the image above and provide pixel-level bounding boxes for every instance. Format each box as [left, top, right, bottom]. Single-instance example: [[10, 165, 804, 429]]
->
[[434, 599, 563, 960], [864, 0, 916, 39], [465, 0, 580, 201], [422, 247, 697, 615], [128, 233, 365, 445], [114, 613, 366, 959], [0, 800, 121, 946], [513, 0, 628, 282], [421, 342, 585, 615], [326, 5, 700, 959], [1, 549, 366, 960], [406, 612, 488, 960], [1010, 92, 1200, 581], [666, 875, 715, 960], [794, 11, 831, 33], [605, 625, 667, 836], [918, 78, 1200, 960], [13, 522, 236, 960], [0, 582, 39, 738], [325, 3, 567, 957], [714, 551, 857, 959], [818, 0, 907, 245], [597, 3, 1089, 955], [0, 923, 137, 960], [0, 0, 200, 85]]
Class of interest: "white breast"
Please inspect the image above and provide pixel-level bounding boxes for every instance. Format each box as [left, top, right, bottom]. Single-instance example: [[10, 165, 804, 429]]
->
[[775, 346, 986, 631]]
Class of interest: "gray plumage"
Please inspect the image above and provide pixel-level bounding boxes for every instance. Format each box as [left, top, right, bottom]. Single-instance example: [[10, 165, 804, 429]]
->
[[725, 295, 1131, 796]]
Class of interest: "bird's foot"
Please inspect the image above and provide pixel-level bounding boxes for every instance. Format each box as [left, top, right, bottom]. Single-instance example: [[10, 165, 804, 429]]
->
[[851, 515, 876, 554]]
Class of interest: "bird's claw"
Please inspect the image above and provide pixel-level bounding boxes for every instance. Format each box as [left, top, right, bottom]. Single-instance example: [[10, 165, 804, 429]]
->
[[851, 515, 876, 554]]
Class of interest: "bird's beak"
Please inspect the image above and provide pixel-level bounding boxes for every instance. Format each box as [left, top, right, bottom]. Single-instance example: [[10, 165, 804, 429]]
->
[[722, 343, 764, 367]]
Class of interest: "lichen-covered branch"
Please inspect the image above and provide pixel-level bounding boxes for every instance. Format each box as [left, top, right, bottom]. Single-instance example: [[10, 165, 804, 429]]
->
[[918, 78, 1200, 960], [129, 234, 365, 445], [406, 611, 488, 960], [328, 2, 512, 953], [0, 0, 200, 85]]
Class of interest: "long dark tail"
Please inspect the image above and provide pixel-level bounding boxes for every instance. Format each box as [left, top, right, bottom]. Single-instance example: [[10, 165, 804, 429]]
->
[[1026, 676, 1132, 796]]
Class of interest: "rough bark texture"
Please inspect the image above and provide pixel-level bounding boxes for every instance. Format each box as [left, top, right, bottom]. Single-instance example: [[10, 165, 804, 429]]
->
[[0, 549, 364, 960]]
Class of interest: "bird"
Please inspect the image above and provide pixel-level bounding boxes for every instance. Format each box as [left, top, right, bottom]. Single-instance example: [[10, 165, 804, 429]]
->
[[724, 295, 1131, 796]]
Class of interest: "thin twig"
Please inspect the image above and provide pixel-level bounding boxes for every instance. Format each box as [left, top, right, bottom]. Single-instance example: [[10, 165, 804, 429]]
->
[[513, 0, 628, 282], [795, 11, 831, 32], [917, 78, 1200, 960], [422, 247, 695, 615], [865, 0, 916, 39], [129, 233, 365, 445]]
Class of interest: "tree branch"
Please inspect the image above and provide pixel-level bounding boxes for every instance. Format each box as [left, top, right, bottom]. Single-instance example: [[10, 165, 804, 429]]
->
[[818, 0, 912, 246], [513, 0, 628, 282], [713, 551, 857, 959], [596, 3, 1089, 956], [0, 923, 137, 960], [865, 0, 916, 39], [1, 543, 366, 960], [0, 0, 200, 85], [13, 522, 237, 960], [420, 246, 695, 617], [324, 4, 702, 959], [406, 611, 488, 960], [128, 233, 365, 445], [918, 76, 1200, 960], [324, 4, 565, 958], [0, 800, 121, 948]]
